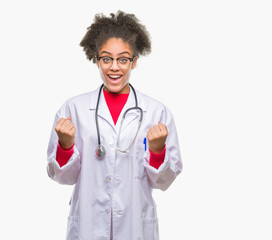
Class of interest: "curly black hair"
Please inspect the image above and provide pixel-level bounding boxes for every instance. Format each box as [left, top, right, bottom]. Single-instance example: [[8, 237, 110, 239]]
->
[[79, 10, 152, 63]]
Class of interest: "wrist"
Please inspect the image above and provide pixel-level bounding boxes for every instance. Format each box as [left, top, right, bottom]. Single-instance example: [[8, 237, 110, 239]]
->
[[58, 141, 74, 151], [149, 145, 165, 154], [149, 145, 166, 154]]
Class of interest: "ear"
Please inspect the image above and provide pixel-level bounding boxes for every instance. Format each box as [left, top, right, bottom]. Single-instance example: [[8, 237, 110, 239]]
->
[[131, 57, 138, 70]]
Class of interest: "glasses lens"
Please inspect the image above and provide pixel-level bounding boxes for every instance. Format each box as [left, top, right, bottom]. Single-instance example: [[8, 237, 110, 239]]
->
[[118, 57, 130, 65], [99, 57, 132, 69], [101, 57, 112, 64]]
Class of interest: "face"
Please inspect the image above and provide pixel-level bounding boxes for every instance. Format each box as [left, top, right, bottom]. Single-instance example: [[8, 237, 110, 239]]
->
[[96, 38, 137, 94]]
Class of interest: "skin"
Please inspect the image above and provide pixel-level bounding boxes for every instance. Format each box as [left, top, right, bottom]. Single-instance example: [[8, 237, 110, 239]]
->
[[147, 122, 168, 153], [55, 37, 167, 153], [96, 38, 137, 94], [55, 117, 76, 149]]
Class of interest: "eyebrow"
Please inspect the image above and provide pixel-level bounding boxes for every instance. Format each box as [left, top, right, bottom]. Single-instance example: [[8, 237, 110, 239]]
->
[[100, 51, 131, 56]]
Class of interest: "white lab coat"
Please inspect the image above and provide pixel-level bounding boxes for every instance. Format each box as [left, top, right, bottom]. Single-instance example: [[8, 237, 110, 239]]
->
[[47, 86, 182, 240]]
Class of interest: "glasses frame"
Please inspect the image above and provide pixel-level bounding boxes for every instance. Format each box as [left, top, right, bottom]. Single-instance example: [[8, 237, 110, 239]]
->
[[96, 56, 135, 66]]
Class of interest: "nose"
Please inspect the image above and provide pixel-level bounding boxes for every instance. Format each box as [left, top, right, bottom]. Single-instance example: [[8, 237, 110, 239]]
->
[[110, 59, 120, 71]]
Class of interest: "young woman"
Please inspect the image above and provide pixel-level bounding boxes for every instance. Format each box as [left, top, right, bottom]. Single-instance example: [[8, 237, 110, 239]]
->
[[47, 10, 182, 240]]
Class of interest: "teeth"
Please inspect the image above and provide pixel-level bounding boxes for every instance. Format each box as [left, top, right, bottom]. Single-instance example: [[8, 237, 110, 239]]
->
[[109, 75, 121, 79]]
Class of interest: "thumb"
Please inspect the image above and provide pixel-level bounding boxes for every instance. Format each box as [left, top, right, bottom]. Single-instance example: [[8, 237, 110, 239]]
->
[[158, 121, 167, 131], [158, 121, 165, 127]]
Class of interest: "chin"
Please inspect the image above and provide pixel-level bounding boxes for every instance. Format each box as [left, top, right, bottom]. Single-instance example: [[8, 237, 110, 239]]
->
[[105, 83, 129, 94], [104, 84, 120, 93]]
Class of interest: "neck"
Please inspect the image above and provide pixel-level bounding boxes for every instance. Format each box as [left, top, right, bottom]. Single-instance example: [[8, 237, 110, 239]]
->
[[103, 83, 130, 94]]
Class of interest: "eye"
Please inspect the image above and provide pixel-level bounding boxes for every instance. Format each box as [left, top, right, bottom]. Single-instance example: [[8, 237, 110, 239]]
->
[[118, 58, 129, 64], [101, 57, 112, 63]]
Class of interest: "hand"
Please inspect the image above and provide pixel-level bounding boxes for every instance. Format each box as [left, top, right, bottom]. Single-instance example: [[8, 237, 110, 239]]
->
[[147, 122, 168, 154], [55, 116, 76, 149]]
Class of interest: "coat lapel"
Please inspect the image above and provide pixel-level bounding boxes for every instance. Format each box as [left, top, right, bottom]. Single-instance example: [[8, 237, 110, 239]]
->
[[89, 86, 116, 133], [89, 85, 147, 134], [116, 87, 147, 133]]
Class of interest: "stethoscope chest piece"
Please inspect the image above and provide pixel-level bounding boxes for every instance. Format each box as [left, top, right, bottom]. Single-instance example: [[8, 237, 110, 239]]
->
[[95, 145, 106, 159]]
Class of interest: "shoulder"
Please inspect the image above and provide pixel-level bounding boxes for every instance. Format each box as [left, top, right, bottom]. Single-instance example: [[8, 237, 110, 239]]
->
[[136, 88, 162, 106], [66, 91, 93, 106], [136, 89, 173, 121], [57, 88, 99, 115]]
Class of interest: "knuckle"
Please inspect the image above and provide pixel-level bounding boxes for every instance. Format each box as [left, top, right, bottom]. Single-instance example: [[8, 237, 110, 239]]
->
[[69, 131, 75, 136], [66, 130, 72, 136], [61, 127, 68, 134], [56, 126, 62, 133], [148, 136, 154, 141]]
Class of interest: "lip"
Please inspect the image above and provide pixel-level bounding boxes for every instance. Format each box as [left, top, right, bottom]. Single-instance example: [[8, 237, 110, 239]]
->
[[107, 74, 123, 84]]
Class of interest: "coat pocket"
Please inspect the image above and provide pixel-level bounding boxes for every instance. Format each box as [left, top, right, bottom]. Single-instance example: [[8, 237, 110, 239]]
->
[[66, 216, 79, 240], [143, 218, 159, 240], [139, 157, 147, 180], [135, 156, 147, 180]]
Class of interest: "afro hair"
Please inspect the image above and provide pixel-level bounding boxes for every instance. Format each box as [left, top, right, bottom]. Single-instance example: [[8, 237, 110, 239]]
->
[[79, 10, 152, 63]]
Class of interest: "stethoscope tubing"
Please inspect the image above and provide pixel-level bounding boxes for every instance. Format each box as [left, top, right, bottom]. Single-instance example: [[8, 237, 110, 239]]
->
[[95, 84, 104, 146], [95, 83, 143, 158]]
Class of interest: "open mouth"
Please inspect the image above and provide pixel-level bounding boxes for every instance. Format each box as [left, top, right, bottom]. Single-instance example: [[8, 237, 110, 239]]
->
[[107, 74, 122, 81]]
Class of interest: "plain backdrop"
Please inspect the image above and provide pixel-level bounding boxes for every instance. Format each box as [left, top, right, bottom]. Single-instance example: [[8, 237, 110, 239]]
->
[[0, 0, 271, 239]]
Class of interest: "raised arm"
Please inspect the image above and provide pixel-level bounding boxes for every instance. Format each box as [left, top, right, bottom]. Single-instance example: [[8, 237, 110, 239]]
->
[[47, 111, 81, 185]]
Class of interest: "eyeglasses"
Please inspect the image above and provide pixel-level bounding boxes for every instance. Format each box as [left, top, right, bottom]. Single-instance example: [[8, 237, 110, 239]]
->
[[97, 56, 135, 68]]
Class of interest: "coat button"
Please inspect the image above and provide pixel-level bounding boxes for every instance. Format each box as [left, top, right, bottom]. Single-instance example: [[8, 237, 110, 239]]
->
[[105, 209, 110, 214], [117, 210, 123, 215], [114, 177, 121, 183], [106, 176, 112, 182]]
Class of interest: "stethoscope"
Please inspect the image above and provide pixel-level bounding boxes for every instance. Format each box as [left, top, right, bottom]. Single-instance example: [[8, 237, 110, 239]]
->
[[95, 84, 143, 159]]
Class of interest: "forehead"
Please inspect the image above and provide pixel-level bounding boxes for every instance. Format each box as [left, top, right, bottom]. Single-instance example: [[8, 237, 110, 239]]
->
[[99, 38, 133, 55]]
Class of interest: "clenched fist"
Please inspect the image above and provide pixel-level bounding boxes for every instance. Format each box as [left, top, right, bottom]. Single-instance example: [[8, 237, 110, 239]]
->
[[55, 116, 76, 149], [147, 122, 168, 154]]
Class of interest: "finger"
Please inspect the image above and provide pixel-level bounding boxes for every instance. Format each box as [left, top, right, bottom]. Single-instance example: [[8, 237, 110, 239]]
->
[[70, 127, 76, 136], [158, 122, 166, 130], [158, 122, 168, 134], [62, 118, 72, 127], [148, 128, 156, 141], [57, 118, 66, 126], [55, 118, 67, 132], [56, 116, 71, 128], [67, 122, 74, 131], [148, 127, 156, 137], [153, 124, 163, 134], [147, 130, 153, 140]]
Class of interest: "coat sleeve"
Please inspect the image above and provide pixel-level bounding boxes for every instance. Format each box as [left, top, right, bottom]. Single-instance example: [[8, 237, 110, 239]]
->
[[46, 103, 81, 185], [143, 110, 182, 191]]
